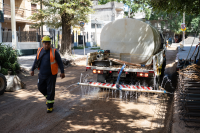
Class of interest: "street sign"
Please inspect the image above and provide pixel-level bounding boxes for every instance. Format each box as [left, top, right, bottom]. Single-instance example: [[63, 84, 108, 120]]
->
[[80, 22, 85, 27], [0, 10, 4, 22], [181, 23, 186, 31], [79, 21, 85, 55]]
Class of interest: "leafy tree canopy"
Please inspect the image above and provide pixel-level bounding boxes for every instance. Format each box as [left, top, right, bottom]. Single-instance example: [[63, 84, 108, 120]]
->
[[149, 0, 200, 15], [98, 0, 151, 19], [98, 0, 120, 5], [30, 0, 93, 55], [150, 10, 200, 34], [99, 0, 200, 19], [30, 0, 93, 28]]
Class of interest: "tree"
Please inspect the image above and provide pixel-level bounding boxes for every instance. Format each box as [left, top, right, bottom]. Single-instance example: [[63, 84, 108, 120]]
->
[[98, 0, 120, 5], [148, 0, 200, 15], [149, 10, 200, 35], [98, 0, 151, 19], [124, 0, 151, 19], [30, 0, 93, 55]]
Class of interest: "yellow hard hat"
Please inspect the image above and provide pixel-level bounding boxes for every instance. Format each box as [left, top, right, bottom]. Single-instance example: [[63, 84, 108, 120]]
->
[[42, 36, 51, 42]]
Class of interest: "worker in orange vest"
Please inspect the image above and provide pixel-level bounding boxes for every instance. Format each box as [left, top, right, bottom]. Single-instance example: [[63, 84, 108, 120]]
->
[[31, 36, 65, 113]]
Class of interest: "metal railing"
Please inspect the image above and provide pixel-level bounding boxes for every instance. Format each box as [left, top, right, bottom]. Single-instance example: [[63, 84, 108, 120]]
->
[[4, 4, 24, 17], [2, 3, 38, 19], [19, 31, 38, 42], [2, 31, 38, 42]]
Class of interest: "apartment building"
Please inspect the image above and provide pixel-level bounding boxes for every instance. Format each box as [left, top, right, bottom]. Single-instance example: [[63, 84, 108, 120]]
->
[[1, 0, 39, 31]]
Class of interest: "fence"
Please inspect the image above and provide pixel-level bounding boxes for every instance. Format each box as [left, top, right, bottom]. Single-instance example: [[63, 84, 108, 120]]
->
[[19, 31, 38, 42], [2, 31, 39, 42], [2, 31, 12, 42]]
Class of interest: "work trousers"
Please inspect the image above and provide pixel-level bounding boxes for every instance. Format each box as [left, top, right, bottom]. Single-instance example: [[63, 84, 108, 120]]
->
[[38, 74, 57, 108]]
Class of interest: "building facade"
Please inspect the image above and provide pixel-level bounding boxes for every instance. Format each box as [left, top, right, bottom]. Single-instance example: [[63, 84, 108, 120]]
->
[[0, 0, 39, 31], [73, 1, 124, 47], [90, 1, 124, 46]]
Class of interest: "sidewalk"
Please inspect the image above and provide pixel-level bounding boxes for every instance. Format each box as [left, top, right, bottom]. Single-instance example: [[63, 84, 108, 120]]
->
[[17, 48, 98, 71], [17, 54, 36, 71]]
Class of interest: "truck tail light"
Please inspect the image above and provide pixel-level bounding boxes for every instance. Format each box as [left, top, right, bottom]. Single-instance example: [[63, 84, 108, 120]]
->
[[86, 67, 91, 70], [93, 69, 103, 74], [109, 71, 112, 73], [93, 69, 97, 74], [137, 72, 149, 77], [97, 70, 103, 74]]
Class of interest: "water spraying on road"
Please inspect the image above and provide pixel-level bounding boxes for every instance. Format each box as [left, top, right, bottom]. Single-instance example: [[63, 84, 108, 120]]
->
[[60, 73, 175, 104]]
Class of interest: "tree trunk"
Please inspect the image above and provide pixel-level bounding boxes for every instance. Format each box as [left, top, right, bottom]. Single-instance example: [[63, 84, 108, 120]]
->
[[60, 13, 71, 55]]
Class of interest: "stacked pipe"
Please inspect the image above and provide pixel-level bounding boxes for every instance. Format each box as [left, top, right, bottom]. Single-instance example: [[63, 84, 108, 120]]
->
[[178, 65, 200, 128]]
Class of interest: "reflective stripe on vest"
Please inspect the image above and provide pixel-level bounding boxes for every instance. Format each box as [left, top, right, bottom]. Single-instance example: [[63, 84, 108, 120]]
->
[[51, 48, 57, 65], [37, 47, 43, 60]]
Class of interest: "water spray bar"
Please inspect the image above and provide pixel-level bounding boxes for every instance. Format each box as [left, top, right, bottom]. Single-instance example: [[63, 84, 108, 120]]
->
[[77, 82, 167, 94]]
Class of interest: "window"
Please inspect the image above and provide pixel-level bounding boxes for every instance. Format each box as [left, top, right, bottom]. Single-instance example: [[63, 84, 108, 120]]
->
[[91, 24, 102, 29], [31, 4, 37, 15]]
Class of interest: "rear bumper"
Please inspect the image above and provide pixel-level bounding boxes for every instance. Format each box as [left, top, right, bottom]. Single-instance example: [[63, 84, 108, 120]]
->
[[86, 66, 154, 73], [78, 82, 167, 94]]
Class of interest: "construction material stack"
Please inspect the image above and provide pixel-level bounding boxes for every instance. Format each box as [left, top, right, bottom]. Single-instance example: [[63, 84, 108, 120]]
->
[[178, 64, 200, 128]]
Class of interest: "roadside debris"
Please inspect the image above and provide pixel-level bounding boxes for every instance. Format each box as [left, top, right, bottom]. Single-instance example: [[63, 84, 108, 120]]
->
[[5, 75, 26, 92]]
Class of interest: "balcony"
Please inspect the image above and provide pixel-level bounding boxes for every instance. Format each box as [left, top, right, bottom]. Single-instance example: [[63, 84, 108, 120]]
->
[[3, 3, 37, 21], [4, 4, 25, 18]]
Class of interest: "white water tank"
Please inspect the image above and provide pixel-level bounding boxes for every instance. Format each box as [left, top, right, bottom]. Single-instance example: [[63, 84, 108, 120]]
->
[[100, 18, 162, 64]]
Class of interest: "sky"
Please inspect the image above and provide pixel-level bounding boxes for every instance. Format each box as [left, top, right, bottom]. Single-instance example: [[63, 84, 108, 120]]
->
[[124, 5, 129, 12]]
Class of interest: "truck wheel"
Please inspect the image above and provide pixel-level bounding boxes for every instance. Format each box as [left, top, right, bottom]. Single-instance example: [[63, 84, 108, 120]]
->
[[0, 73, 7, 95]]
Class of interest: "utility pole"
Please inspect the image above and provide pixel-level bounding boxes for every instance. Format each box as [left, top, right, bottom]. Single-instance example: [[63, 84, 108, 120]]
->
[[183, 12, 185, 47], [40, 0, 43, 41], [0, 0, 3, 43], [10, 0, 17, 48], [95, 18, 97, 46], [83, 31, 85, 55], [80, 22, 85, 55]]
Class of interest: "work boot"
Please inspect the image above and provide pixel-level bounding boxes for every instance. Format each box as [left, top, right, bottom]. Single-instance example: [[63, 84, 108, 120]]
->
[[47, 107, 53, 113], [46, 102, 54, 113]]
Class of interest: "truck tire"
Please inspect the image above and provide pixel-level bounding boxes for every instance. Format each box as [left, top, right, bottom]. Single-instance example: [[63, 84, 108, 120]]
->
[[155, 76, 160, 90], [0, 73, 7, 95]]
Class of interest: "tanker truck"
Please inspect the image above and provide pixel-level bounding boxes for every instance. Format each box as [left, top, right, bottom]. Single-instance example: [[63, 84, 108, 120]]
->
[[79, 18, 167, 94]]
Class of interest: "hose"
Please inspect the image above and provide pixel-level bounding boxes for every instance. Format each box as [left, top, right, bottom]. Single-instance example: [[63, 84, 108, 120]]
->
[[116, 64, 126, 90]]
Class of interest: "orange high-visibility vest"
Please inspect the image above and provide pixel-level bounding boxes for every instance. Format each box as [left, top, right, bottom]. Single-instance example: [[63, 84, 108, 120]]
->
[[37, 47, 58, 75]]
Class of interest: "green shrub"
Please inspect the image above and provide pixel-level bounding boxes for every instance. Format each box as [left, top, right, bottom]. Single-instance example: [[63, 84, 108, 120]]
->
[[90, 47, 101, 50], [15, 62, 20, 70], [0, 43, 20, 75], [72, 46, 88, 49], [1, 68, 8, 75]]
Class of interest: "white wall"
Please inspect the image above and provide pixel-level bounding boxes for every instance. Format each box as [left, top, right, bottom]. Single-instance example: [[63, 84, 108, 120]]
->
[[2, 42, 40, 49], [83, 14, 92, 42]]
